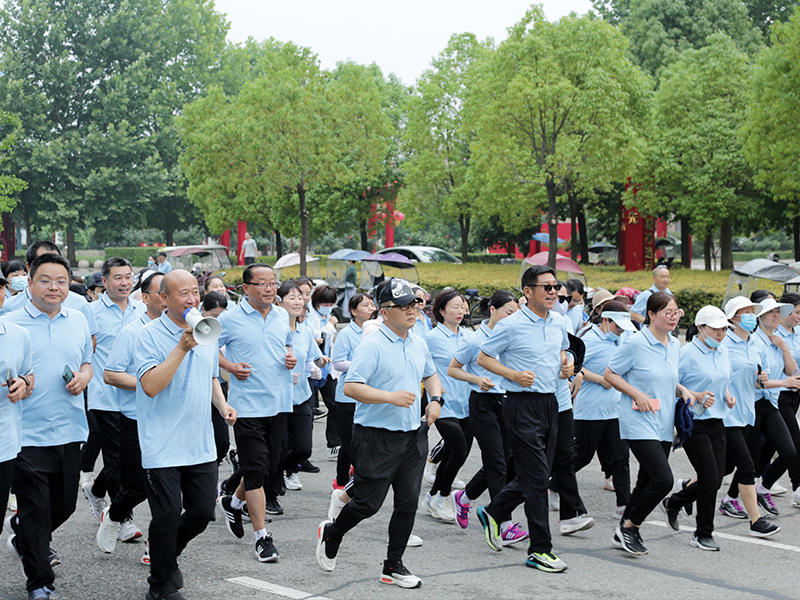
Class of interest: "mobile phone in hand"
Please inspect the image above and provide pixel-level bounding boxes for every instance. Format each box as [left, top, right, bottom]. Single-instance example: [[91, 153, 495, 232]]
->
[[5, 369, 13, 390], [62, 365, 74, 384]]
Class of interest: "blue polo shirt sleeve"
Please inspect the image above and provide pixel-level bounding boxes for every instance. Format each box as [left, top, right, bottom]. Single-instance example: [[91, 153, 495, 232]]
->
[[217, 311, 231, 347], [135, 326, 166, 380], [423, 342, 436, 379], [306, 327, 322, 363], [479, 318, 511, 358], [608, 336, 635, 376], [345, 342, 379, 386], [453, 334, 477, 366]]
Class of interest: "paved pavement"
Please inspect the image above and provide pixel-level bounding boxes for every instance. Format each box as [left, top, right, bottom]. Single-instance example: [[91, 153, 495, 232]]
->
[[2, 418, 799, 600]]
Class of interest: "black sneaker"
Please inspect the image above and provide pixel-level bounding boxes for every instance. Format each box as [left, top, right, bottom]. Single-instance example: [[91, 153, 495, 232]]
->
[[749, 517, 780, 538], [660, 497, 680, 531], [255, 534, 279, 562], [227, 449, 239, 471], [145, 582, 185, 600], [297, 459, 321, 473], [216, 495, 244, 539], [265, 498, 284, 516], [757, 492, 779, 517], [48, 547, 61, 567], [170, 567, 184, 589], [616, 525, 647, 555], [690, 534, 720, 551], [219, 476, 237, 497], [313, 407, 328, 420], [380, 559, 422, 588]]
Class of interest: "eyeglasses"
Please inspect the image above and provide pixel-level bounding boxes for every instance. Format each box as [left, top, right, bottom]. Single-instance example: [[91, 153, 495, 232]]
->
[[34, 279, 70, 288], [383, 303, 417, 312], [661, 309, 684, 318], [245, 281, 278, 289], [530, 284, 559, 292]]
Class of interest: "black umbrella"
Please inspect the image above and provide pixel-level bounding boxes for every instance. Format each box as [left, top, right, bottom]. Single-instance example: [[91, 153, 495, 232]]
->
[[589, 242, 616, 252]]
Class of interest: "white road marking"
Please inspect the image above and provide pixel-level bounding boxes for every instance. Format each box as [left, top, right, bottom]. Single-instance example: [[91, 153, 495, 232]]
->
[[646, 520, 800, 553], [226, 576, 335, 600]]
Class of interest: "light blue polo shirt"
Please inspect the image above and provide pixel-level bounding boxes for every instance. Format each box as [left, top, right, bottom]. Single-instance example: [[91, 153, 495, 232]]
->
[[553, 312, 575, 412], [574, 324, 621, 421], [480, 304, 569, 394], [289, 324, 321, 406], [753, 327, 788, 408], [157, 260, 173, 273], [412, 314, 432, 338], [134, 312, 219, 469], [217, 299, 293, 418], [0, 286, 99, 335], [105, 314, 153, 420], [631, 284, 672, 317], [425, 324, 473, 419], [0, 320, 33, 462], [332, 321, 363, 404], [722, 330, 766, 428], [88, 293, 145, 412], [679, 337, 731, 421], [6, 302, 93, 447], [347, 324, 436, 432], [775, 325, 800, 370], [452, 321, 505, 395], [608, 326, 680, 442]]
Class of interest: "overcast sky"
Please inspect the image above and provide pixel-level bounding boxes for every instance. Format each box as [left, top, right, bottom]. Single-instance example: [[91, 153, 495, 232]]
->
[[213, 0, 595, 85]]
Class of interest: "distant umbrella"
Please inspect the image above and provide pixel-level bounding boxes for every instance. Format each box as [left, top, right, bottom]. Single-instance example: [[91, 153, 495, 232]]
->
[[589, 242, 616, 252], [532, 232, 565, 244]]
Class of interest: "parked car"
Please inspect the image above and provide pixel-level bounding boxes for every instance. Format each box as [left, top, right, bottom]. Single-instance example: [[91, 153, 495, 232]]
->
[[375, 246, 461, 264]]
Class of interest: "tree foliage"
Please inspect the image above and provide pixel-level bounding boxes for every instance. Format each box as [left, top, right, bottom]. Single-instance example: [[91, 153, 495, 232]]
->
[[0, 111, 27, 214]]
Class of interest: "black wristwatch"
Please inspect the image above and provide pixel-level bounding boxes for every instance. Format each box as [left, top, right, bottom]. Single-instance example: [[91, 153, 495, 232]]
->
[[430, 395, 444, 407], [20, 375, 31, 390]]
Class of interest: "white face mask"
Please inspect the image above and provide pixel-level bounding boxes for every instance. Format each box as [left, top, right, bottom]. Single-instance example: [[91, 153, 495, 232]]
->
[[553, 300, 569, 316], [10, 276, 28, 292], [318, 305, 333, 317]]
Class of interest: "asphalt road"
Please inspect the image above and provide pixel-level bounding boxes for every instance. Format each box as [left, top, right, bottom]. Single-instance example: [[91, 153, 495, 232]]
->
[[2, 418, 799, 600]]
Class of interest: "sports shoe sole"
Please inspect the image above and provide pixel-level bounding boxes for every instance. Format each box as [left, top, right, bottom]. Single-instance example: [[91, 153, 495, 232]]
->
[[559, 517, 595, 536], [525, 557, 567, 573], [476, 507, 502, 551], [255, 545, 279, 563], [615, 526, 647, 556], [690, 537, 720, 551], [749, 526, 780, 538], [380, 574, 422, 588], [315, 521, 336, 572]]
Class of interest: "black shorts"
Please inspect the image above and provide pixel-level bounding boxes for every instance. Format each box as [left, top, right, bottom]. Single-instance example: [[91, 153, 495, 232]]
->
[[233, 416, 281, 490]]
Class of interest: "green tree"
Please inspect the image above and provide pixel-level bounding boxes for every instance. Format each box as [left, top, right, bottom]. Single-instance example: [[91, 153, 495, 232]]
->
[[743, 0, 799, 37], [631, 34, 762, 270], [466, 8, 651, 267], [743, 10, 800, 259], [0, 111, 27, 214]]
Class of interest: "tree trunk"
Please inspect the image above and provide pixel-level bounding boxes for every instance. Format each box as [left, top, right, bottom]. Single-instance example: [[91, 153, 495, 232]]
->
[[458, 214, 470, 262], [359, 218, 369, 251], [720, 221, 733, 271], [703, 233, 712, 271], [680, 217, 692, 269], [794, 215, 800, 262], [274, 229, 283, 259], [66, 224, 76, 267], [577, 201, 589, 264], [298, 184, 308, 276], [546, 179, 558, 269], [569, 193, 578, 262], [165, 228, 174, 247]]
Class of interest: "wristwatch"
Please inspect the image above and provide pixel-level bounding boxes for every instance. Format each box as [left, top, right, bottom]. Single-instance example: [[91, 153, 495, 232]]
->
[[430, 395, 444, 407], [19, 375, 31, 389]]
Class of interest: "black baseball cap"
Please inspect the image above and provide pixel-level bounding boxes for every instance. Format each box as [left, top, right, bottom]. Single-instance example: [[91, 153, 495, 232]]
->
[[378, 278, 422, 307]]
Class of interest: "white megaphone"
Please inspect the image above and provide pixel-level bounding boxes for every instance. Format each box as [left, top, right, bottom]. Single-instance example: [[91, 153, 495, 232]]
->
[[183, 307, 222, 345]]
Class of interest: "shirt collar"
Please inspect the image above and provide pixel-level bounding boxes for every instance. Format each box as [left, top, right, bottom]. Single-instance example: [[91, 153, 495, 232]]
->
[[725, 329, 746, 344], [478, 320, 492, 337], [348, 321, 362, 334], [642, 326, 673, 347], [159, 311, 184, 335], [378, 322, 406, 344], [777, 325, 793, 337], [435, 323, 459, 338], [24, 299, 68, 320], [691, 336, 714, 355], [520, 303, 548, 324]]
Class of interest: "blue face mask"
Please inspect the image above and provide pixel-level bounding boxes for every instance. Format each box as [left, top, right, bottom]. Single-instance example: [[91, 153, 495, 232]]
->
[[10, 276, 28, 292], [606, 330, 620, 343], [147, 259, 154, 267], [739, 313, 757, 332], [702, 332, 721, 349], [318, 306, 333, 317]]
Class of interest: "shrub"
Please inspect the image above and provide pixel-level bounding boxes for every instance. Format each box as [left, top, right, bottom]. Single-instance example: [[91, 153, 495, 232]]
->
[[104, 247, 158, 266]]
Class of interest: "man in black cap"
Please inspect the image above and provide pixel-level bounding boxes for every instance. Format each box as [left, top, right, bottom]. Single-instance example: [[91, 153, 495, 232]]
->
[[155, 252, 173, 274], [315, 278, 444, 588]]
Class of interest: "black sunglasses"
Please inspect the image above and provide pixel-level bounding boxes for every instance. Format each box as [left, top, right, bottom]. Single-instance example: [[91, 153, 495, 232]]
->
[[528, 284, 559, 293]]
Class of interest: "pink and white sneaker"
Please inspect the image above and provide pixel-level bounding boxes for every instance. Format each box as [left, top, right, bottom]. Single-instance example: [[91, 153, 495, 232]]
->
[[501, 522, 529, 547], [453, 490, 470, 529]]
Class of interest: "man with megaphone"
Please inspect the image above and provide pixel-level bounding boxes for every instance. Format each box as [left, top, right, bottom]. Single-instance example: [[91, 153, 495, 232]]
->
[[133, 270, 236, 600]]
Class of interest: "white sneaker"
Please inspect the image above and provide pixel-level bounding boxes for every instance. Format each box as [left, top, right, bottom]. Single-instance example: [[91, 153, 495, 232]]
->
[[452, 478, 466, 490], [548, 490, 560, 512], [7, 493, 16, 512], [328, 488, 346, 521], [327, 446, 340, 461], [284, 472, 303, 491], [96, 507, 120, 553], [423, 461, 438, 485], [421, 493, 434, 517], [614, 505, 626, 519], [603, 478, 615, 492], [82, 481, 107, 522], [559, 514, 595, 535], [791, 490, 800, 508], [769, 482, 788, 496], [429, 493, 455, 522], [407, 533, 423, 547], [79, 471, 94, 488], [117, 518, 143, 542]]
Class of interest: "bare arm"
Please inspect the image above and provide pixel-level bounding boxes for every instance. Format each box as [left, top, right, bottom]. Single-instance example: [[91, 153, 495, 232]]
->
[[448, 357, 495, 391], [104, 370, 137, 391], [343, 381, 415, 406], [581, 367, 612, 388], [212, 378, 236, 425], [477, 351, 534, 388]]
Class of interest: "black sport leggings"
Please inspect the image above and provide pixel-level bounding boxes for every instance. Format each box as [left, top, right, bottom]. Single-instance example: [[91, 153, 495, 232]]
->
[[623, 439, 673, 526], [759, 391, 800, 491], [574, 418, 630, 507], [752, 398, 796, 489], [726, 425, 756, 498], [430, 417, 473, 497]]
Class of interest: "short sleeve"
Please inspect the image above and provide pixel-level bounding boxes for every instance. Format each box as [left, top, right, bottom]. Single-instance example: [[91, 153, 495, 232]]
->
[[306, 328, 323, 362], [608, 336, 635, 376], [80, 319, 93, 364], [561, 320, 570, 351], [452, 335, 476, 366], [678, 344, 692, 382], [135, 328, 163, 380], [217, 312, 231, 347], [480, 319, 511, 357], [81, 301, 99, 335], [631, 291, 648, 317], [106, 328, 134, 373], [19, 329, 32, 376], [331, 330, 351, 363], [422, 344, 436, 379], [345, 341, 379, 385]]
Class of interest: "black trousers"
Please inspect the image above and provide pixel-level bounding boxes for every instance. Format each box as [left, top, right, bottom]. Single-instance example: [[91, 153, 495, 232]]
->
[[145, 461, 217, 590], [0, 458, 13, 534], [334, 401, 356, 486], [762, 391, 800, 490], [574, 418, 631, 507], [551, 409, 588, 520], [80, 395, 102, 472], [90, 409, 122, 499], [726, 425, 756, 497], [328, 424, 427, 563], [109, 415, 147, 523], [13, 443, 81, 592], [752, 398, 796, 489], [464, 392, 514, 502], [312, 375, 340, 448], [211, 380, 230, 465], [669, 418, 726, 538], [284, 399, 313, 476], [431, 416, 473, 497], [486, 391, 559, 554], [623, 440, 672, 527]]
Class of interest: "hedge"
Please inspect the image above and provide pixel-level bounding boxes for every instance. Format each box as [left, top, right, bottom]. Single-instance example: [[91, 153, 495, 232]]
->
[[462, 253, 514, 264], [104, 247, 160, 266]]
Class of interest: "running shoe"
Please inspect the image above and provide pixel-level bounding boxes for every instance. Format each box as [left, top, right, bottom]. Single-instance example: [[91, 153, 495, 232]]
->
[[313, 407, 328, 420], [749, 517, 780, 538], [429, 492, 455, 522], [548, 489, 560, 512], [327, 446, 340, 461], [380, 559, 422, 588], [501, 523, 529, 547], [660, 496, 680, 531], [265, 498, 284, 515], [757, 492, 779, 517], [603, 477, 615, 492], [82, 481, 107, 522], [284, 472, 303, 491], [615, 525, 647, 555], [611, 532, 623, 549], [7, 534, 20, 560], [79, 471, 94, 488], [614, 505, 626, 520], [525, 551, 568, 573], [676, 479, 693, 515], [27, 587, 55, 600], [791, 490, 800, 508], [452, 478, 466, 490], [453, 490, 470, 529], [118, 518, 143, 542], [145, 582, 184, 600], [328, 488, 346, 521], [315, 520, 338, 572], [97, 507, 120, 553], [216, 495, 245, 539], [423, 460, 438, 485], [719, 497, 748, 519], [690, 534, 720, 551], [407, 533, 423, 547], [476, 506, 502, 551], [142, 541, 150, 565], [768, 482, 788, 496], [227, 448, 239, 471], [255, 534, 279, 563], [297, 459, 320, 473], [559, 515, 595, 535], [48, 548, 60, 567], [331, 478, 345, 491], [7, 493, 16, 512]]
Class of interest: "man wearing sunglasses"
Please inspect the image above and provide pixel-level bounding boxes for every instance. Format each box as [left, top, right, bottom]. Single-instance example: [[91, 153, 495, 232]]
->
[[475, 265, 575, 573], [316, 278, 444, 589]]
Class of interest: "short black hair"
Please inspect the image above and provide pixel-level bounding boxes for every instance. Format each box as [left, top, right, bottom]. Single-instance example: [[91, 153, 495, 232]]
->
[[432, 289, 462, 324], [779, 292, 800, 307], [294, 276, 314, 289], [311, 284, 337, 310], [565, 278, 585, 296], [1, 260, 25, 278], [277, 280, 301, 299], [521, 265, 556, 289], [29, 253, 70, 279], [751, 289, 775, 303], [139, 271, 163, 294], [26, 240, 60, 265], [202, 291, 228, 312], [102, 256, 133, 279], [242, 263, 273, 285], [348, 292, 373, 314]]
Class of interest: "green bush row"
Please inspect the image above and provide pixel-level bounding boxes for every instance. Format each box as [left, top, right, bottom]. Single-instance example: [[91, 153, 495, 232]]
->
[[462, 253, 515, 264], [104, 247, 161, 266]]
